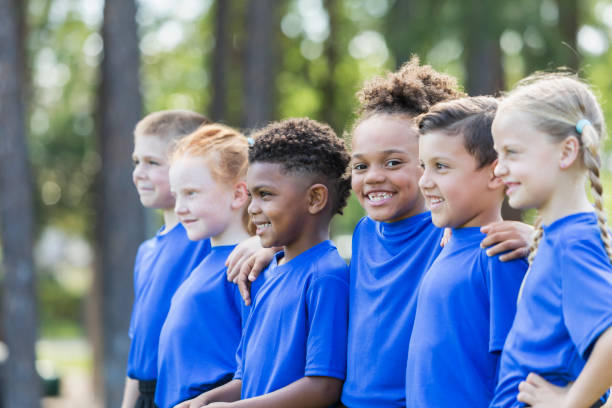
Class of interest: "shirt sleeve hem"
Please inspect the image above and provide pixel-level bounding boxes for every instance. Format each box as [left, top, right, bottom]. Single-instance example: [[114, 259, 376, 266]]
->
[[577, 316, 612, 359], [304, 367, 346, 380]]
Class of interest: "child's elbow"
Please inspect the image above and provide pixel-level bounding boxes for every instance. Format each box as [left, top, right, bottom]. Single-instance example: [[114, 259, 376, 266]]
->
[[309, 376, 343, 404]]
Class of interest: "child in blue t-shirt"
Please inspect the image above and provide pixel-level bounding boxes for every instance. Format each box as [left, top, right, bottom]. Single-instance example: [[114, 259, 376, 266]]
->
[[181, 118, 351, 408], [405, 96, 527, 407], [231, 58, 533, 408], [123, 110, 212, 408], [489, 74, 612, 408], [154, 124, 254, 408]]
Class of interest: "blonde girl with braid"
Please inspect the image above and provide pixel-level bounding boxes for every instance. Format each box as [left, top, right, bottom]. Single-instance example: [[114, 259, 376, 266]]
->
[[490, 73, 612, 408]]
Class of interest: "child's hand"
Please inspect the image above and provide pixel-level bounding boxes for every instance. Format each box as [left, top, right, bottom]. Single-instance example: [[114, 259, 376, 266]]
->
[[480, 221, 533, 261], [517, 373, 571, 408], [226, 236, 262, 282], [440, 228, 451, 247], [172, 393, 210, 407], [205, 403, 233, 407], [234, 248, 276, 305]]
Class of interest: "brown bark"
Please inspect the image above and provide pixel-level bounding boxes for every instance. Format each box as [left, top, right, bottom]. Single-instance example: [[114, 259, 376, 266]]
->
[[211, 0, 230, 122], [96, 0, 145, 406], [243, 0, 276, 129], [0, 0, 41, 406]]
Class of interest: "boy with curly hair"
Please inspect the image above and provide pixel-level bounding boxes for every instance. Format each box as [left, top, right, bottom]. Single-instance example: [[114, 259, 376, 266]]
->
[[179, 118, 351, 408]]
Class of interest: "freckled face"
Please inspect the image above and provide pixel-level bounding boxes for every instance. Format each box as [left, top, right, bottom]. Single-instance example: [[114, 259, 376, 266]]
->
[[132, 135, 174, 209], [351, 115, 426, 223], [170, 155, 235, 241]]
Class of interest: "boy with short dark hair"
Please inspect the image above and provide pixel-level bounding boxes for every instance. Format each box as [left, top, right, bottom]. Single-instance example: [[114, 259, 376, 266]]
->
[[181, 118, 351, 408], [405, 96, 528, 407]]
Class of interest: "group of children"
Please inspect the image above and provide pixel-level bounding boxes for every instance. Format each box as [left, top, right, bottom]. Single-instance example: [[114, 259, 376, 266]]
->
[[121, 57, 612, 408]]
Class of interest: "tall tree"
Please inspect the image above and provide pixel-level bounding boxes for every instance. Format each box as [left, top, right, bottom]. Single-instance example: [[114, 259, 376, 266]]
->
[[211, 0, 231, 121], [243, 0, 277, 129], [461, 0, 505, 96], [0, 0, 41, 406], [97, 0, 145, 406]]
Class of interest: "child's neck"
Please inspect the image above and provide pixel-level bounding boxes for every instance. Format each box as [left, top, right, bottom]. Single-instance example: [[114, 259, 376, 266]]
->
[[211, 218, 251, 247], [279, 224, 330, 265], [160, 208, 179, 234], [539, 182, 593, 225]]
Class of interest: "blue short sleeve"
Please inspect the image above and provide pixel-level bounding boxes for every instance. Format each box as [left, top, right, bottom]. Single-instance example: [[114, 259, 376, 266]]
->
[[561, 238, 612, 357], [487, 256, 528, 352], [305, 275, 349, 379]]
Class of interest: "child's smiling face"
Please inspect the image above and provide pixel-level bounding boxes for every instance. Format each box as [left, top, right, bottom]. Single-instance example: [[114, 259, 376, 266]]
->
[[350, 114, 427, 223], [132, 135, 174, 210], [492, 109, 563, 213], [418, 130, 499, 228], [247, 162, 312, 250], [169, 154, 235, 241]]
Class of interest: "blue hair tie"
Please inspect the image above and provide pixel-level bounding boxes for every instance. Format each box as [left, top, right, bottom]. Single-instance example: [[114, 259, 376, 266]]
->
[[246, 137, 255, 146], [576, 118, 591, 134]]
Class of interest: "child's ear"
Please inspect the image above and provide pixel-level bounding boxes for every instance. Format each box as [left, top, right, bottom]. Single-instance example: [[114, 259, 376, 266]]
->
[[559, 135, 581, 169], [487, 159, 505, 190], [231, 181, 249, 209], [307, 184, 329, 215]]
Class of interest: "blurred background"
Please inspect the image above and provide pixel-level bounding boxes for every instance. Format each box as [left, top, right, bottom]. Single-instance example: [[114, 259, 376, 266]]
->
[[2, 0, 612, 406]]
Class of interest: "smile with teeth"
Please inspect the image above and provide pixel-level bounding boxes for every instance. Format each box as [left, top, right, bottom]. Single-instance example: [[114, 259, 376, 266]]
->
[[367, 192, 392, 202], [427, 196, 444, 209], [256, 222, 271, 234]]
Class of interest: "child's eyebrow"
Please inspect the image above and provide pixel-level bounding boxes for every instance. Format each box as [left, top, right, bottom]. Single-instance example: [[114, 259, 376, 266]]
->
[[352, 149, 408, 159]]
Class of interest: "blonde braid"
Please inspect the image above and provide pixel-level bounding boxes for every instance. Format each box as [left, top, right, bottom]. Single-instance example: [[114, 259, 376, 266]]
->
[[518, 217, 544, 303], [581, 125, 612, 263]]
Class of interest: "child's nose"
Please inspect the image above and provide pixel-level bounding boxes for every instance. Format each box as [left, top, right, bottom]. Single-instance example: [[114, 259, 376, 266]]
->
[[494, 162, 507, 177], [418, 171, 433, 190], [247, 199, 260, 215], [174, 197, 186, 214], [364, 167, 385, 184]]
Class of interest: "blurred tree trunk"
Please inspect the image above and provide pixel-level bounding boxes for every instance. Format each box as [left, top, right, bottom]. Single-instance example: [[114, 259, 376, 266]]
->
[[556, 0, 579, 69], [463, 0, 505, 96], [96, 0, 145, 406], [0, 0, 41, 406], [243, 0, 276, 129], [385, 0, 414, 68], [464, 37, 505, 96], [211, 0, 230, 121], [321, 0, 340, 132]]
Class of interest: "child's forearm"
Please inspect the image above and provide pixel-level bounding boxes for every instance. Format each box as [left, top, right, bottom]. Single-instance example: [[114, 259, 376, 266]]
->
[[232, 376, 343, 408], [201, 379, 243, 405], [120, 377, 139, 408], [565, 326, 612, 408]]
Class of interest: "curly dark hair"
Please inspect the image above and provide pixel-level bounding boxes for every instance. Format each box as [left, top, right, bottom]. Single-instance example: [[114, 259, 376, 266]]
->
[[357, 55, 465, 118], [249, 118, 351, 215]]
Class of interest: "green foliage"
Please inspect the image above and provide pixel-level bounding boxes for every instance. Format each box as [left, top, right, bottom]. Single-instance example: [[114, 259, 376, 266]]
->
[[20, 0, 612, 341]]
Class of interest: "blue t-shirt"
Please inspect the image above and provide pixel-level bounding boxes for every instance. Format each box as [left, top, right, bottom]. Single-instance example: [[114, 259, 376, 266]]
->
[[341, 212, 444, 408], [491, 212, 612, 408], [406, 227, 527, 408], [235, 240, 349, 400], [154, 245, 248, 408], [127, 223, 211, 380]]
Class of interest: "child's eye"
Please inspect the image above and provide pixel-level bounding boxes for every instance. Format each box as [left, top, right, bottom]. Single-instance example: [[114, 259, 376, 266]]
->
[[352, 163, 367, 171], [385, 159, 402, 168], [435, 162, 449, 170], [419, 161, 425, 170], [132, 158, 139, 166]]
